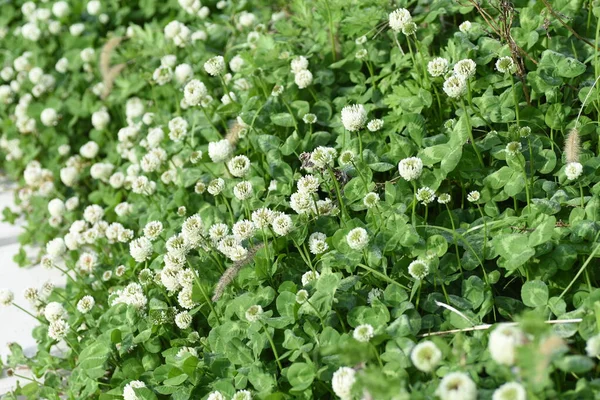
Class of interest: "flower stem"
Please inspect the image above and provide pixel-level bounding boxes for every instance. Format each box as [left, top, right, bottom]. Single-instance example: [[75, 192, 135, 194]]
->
[[460, 98, 484, 168], [357, 263, 408, 290], [260, 321, 283, 371]]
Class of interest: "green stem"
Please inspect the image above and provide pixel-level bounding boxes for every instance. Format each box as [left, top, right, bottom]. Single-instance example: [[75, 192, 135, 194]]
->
[[556, 232, 600, 303], [357, 263, 408, 290], [460, 99, 484, 168], [445, 204, 463, 273], [260, 321, 283, 371], [323, 0, 337, 61], [511, 75, 520, 127]]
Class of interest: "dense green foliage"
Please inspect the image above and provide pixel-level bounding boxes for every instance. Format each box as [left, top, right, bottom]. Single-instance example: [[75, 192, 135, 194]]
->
[[1, 0, 600, 399]]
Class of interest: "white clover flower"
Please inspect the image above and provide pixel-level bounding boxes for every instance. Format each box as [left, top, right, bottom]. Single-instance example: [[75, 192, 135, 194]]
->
[[492, 382, 526, 400], [80, 141, 99, 159], [294, 69, 313, 89], [44, 302, 67, 322], [87, 0, 101, 15], [353, 324, 374, 342], [208, 178, 225, 195], [505, 141, 522, 157], [153, 65, 173, 85], [41, 108, 58, 127], [310, 146, 337, 169], [48, 319, 69, 341], [48, 198, 65, 217], [252, 208, 275, 229], [80, 48, 95, 63], [232, 220, 256, 240], [303, 113, 317, 124], [176, 346, 198, 358], [233, 181, 254, 200], [166, 234, 190, 258], [408, 260, 430, 280], [272, 214, 293, 236], [363, 192, 380, 208], [271, 84, 284, 96], [183, 79, 208, 106], [174, 63, 193, 84], [69, 23, 85, 36], [290, 56, 309, 74], [417, 187, 436, 205], [168, 116, 188, 142], [496, 56, 516, 74], [467, 191, 480, 203], [77, 296, 95, 313], [0, 289, 14, 306], [295, 289, 309, 304], [438, 193, 451, 205], [586, 333, 600, 357], [208, 139, 234, 163], [443, 75, 467, 98], [355, 49, 368, 59], [301, 270, 320, 286], [389, 8, 412, 32], [367, 118, 383, 132], [436, 372, 477, 400], [52, 1, 70, 18], [398, 157, 423, 181], [83, 205, 104, 224], [367, 288, 383, 305], [428, 57, 449, 77], [411, 340, 442, 372], [144, 221, 164, 241], [332, 366, 356, 400], [207, 392, 227, 400], [245, 305, 263, 322], [123, 380, 146, 400], [565, 162, 583, 181], [341, 104, 367, 132], [232, 390, 252, 400], [346, 227, 369, 251], [308, 232, 328, 255], [228, 155, 251, 177], [46, 238, 66, 259], [92, 109, 110, 130], [488, 324, 526, 365], [204, 56, 226, 76], [290, 192, 313, 215], [459, 21, 472, 33], [229, 55, 245, 73], [178, 286, 197, 309], [454, 59, 477, 79], [402, 21, 418, 35], [129, 237, 153, 263], [175, 311, 193, 329]]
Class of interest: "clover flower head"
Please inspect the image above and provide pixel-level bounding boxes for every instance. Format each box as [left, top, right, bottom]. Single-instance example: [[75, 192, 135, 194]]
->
[[346, 227, 369, 250], [408, 259, 430, 280], [467, 190, 480, 203], [398, 157, 423, 181], [353, 323, 374, 342], [204, 55, 226, 76], [245, 305, 263, 322], [496, 56, 516, 74], [428, 57, 449, 77], [332, 366, 356, 400], [389, 8, 412, 33], [565, 162, 583, 181], [341, 104, 367, 132], [492, 382, 526, 400], [435, 372, 477, 400], [416, 187, 436, 205], [488, 324, 526, 365], [443, 75, 467, 98], [411, 340, 442, 372]]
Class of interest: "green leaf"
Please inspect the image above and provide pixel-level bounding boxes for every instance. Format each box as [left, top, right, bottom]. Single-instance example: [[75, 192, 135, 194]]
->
[[521, 280, 549, 307], [539, 50, 586, 78], [493, 234, 535, 270], [555, 355, 595, 373], [77, 341, 111, 379], [287, 362, 316, 390], [270, 113, 296, 127]]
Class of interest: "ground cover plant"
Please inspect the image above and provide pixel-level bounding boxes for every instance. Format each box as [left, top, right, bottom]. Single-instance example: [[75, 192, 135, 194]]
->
[[1, 0, 600, 398]]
